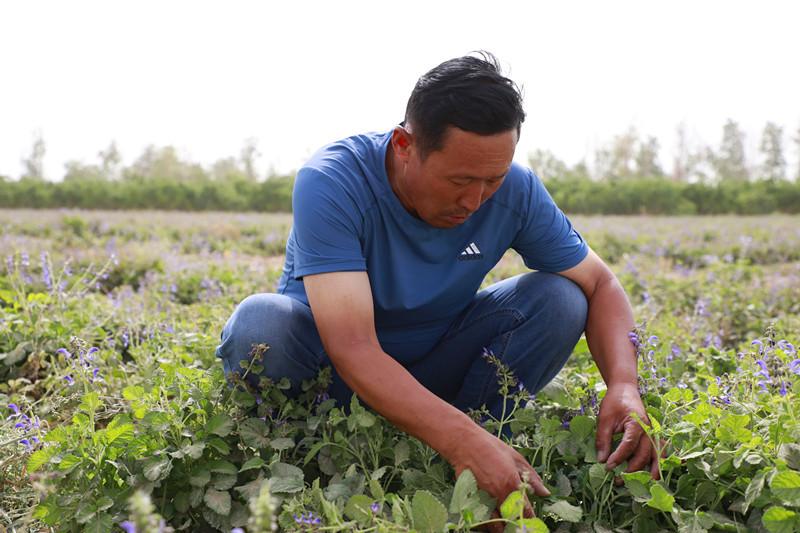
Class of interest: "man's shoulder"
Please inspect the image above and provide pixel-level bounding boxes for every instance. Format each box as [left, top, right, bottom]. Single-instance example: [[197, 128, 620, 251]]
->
[[302, 130, 391, 178]]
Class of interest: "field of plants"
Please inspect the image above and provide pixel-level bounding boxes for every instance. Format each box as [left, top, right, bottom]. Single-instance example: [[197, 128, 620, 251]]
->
[[1, 209, 799, 533]]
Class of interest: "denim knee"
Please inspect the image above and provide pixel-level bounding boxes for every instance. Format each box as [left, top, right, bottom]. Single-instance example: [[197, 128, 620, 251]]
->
[[520, 272, 588, 341], [215, 293, 326, 391]]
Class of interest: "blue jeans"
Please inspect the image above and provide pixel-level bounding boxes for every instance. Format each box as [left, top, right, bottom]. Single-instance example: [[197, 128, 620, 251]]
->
[[216, 272, 587, 426]]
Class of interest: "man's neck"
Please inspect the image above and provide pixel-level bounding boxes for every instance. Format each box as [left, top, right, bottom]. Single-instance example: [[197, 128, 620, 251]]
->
[[384, 143, 418, 217]]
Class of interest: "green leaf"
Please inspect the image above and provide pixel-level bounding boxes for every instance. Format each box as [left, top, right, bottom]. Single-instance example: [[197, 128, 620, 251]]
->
[[82, 512, 113, 533], [744, 469, 768, 513], [239, 417, 270, 448], [189, 468, 211, 487], [211, 473, 238, 491], [303, 441, 328, 466], [181, 442, 205, 460], [206, 413, 234, 437], [270, 462, 305, 494], [543, 500, 582, 522], [345, 494, 374, 526], [589, 462, 610, 490], [394, 440, 410, 466], [208, 459, 238, 475], [143, 457, 171, 481], [240, 456, 265, 472], [204, 489, 231, 516], [500, 490, 524, 520], [105, 422, 134, 446], [58, 453, 83, 472], [411, 490, 448, 533], [762, 506, 799, 533], [27, 447, 57, 472], [569, 415, 594, 442], [646, 483, 675, 512], [174, 492, 190, 513], [450, 469, 478, 514], [122, 385, 145, 401], [270, 437, 295, 451], [778, 444, 800, 470], [715, 413, 752, 444], [516, 517, 549, 533], [770, 470, 800, 505]]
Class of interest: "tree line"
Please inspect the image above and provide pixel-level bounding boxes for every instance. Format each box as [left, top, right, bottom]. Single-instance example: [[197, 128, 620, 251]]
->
[[2, 120, 799, 214]]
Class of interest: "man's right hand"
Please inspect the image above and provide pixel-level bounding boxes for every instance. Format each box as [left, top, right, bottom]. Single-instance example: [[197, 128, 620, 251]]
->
[[304, 271, 549, 531], [448, 427, 550, 532]]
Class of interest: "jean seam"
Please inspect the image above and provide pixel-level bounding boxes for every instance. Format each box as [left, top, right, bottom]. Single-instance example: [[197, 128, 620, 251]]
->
[[441, 308, 526, 343]]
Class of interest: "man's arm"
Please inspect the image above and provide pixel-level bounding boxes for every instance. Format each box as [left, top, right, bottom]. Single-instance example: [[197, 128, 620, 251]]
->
[[303, 270, 549, 520], [558, 248, 660, 478]]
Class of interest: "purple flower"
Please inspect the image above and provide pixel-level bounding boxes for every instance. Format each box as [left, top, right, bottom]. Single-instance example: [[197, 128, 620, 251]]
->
[[789, 359, 800, 376], [19, 438, 32, 450], [647, 335, 659, 347], [64, 375, 75, 386], [751, 339, 764, 354], [5, 255, 13, 275], [56, 348, 71, 358], [91, 368, 101, 382], [120, 521, 136, 533], [40, 251, 52, 290], [778, 340, 796, 356], [231, 529, 245, 533], [371, 502, 380, 513], [755, 359, 770, 379], [86, 347, 98, 359], [7, 403, 20, 417], [779, 382, 788, 397]]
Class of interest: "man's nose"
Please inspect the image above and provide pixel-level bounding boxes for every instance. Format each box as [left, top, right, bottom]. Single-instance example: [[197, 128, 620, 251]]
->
[[457, 182, 485, 213]]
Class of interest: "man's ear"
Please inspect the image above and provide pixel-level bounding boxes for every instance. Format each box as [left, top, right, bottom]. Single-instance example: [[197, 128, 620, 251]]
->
[[391, 126, 413, 160]]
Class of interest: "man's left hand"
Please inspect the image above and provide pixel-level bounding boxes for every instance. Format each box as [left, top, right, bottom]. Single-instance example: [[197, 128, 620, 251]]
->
[[595, 382, 660, 479]]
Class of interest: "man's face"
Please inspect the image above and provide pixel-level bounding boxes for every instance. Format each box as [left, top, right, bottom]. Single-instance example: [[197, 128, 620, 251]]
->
[[391, 125, 518, 228]]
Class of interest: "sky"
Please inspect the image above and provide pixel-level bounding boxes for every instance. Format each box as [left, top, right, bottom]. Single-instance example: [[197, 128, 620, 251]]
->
[[1, 0, 799, 180]]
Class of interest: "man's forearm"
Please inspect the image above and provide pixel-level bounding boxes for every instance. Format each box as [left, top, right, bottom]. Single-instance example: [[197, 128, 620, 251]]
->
[[584, 275, 639, 388], [330, 343, 482, 461]]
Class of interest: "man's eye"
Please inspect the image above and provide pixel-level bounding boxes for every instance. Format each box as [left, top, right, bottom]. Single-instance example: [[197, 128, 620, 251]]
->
[[450, 178, 471, 186]]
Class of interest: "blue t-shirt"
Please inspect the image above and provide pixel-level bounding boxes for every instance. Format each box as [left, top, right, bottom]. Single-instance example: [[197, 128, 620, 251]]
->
[[277, 130, 588, 365]]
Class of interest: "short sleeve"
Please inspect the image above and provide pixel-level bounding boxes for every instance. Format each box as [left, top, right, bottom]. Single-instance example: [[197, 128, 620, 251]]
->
[[291, 166, 367, 278], [511, 169, 588, 272]]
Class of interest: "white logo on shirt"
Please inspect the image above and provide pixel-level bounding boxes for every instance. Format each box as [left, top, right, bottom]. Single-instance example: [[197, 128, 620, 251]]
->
[[458, 242, 483, 261]]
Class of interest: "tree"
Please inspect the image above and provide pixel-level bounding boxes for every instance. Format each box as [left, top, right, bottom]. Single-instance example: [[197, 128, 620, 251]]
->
[[710, 119, 749, 182], [595, 127, 638, 181], [758, 122, 786, 181], [635, 136, 664, 178], [528, 148, 567, 181], [126, 145, 206, 182], [98, 141, 122, 180], [240, 138, 261, 181], [672, 122, 690, 182], [21, 131, 46, 180], [793, 123, 800, 181]]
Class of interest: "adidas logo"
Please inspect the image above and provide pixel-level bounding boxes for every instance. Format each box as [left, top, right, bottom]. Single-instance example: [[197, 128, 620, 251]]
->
[[458, 242, 483, 261]]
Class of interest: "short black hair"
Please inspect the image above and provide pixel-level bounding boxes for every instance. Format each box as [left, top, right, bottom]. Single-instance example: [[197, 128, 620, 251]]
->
[[404, 51, 525, 159]]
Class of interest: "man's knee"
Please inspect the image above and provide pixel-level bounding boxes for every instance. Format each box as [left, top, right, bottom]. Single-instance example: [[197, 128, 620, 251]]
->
[[217, 294, 291, 371], [520, 272, 588, 339]]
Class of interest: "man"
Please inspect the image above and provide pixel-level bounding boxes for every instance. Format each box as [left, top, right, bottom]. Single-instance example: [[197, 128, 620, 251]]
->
[[216, 52, 659, 523]]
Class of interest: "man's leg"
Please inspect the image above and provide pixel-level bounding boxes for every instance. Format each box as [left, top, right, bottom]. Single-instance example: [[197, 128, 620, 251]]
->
[[407, 272, 588, 429], [215, 293, 354, 404]]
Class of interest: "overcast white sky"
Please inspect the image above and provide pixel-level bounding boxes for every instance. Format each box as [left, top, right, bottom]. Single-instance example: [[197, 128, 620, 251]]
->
[[1, 0, 799, 180]]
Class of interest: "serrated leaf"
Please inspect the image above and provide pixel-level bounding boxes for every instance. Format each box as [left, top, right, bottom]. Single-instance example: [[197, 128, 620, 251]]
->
[[412, 490, 448, 533], [206, 413, 234, 437], [211, 473, 238, 491], [345, 494, 374, 526], [208, 459, 238, 475], [394, 440, 410, 466], [569, 415, 594, 441], [105, 422, 134, 446], [500, 490, 524, 519], [543, 500, 582, 522], [270, 476, 304, 493], [770, 470, 800, 505], [27, 447, 57, 472], [182, 442, 205, 460], [240, 456, 265, 472], [516, 517, 549, 532], [239, 417, 270, 448], [778, 444, 800, 470], [122, 385, 145, 401], [83, 512, 113, 533], [189, 468, 211, 487], [58, 454, 82, 472], [235, 473, 265, 500], [204, 489, 231, 515], [270, 437, 295, 451], [450, 469, 478, 514], [143, 457, 171, 481], [647, 483, 675, 512], [762, 506, 799, 533]]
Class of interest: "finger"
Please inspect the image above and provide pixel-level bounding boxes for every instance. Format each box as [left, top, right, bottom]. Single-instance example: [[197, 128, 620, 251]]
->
[[606, 420, 642, 468], [514, 457, 551, 497], [595, 417, 614, 463], [625, 435, 652, 473]]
